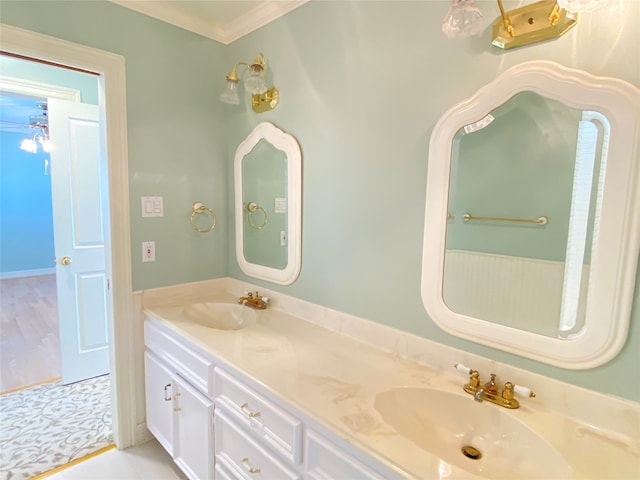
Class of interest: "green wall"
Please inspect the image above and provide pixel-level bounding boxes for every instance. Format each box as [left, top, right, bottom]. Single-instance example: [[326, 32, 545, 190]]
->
[[222, 1, 640, 402], [0, 0, 229, 290], [2, 0, 639, 402]]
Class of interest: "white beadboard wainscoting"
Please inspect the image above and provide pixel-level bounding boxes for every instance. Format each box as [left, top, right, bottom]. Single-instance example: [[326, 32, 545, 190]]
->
[[443, 249, 589, 336]]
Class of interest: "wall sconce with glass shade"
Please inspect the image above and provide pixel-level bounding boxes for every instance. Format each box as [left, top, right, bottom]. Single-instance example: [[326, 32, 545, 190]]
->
[[443, 0, 609, 49], [220, 53, 279, 113], [19, 102, 52, 154]]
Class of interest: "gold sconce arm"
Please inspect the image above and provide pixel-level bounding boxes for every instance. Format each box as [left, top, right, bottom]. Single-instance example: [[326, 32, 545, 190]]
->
[[224, 62, 247, 82], [225, 54, 266, 81], [496, 0, 515, 37]]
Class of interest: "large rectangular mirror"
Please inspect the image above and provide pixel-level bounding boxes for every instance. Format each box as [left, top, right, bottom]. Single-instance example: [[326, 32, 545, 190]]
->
[[422, 61, 640, 369]]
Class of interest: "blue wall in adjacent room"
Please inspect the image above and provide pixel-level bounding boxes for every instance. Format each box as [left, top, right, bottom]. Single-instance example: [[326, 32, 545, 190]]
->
[[0, 130, 55, 273]]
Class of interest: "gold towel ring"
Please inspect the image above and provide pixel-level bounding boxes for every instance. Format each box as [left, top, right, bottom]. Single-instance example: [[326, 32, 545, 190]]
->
[[191, 202, 217, 233], [246, 202, 267, 230]]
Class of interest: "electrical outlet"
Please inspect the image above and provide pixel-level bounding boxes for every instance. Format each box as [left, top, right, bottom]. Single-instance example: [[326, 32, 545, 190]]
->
[[142, 241, 155, 262]]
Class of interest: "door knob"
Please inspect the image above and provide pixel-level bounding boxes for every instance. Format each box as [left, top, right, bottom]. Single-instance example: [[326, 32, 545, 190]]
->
[[60, 256, 72, 266]]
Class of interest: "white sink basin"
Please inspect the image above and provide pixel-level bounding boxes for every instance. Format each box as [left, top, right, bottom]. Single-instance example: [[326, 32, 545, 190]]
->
[[374, 387, 570, 479], [181, 302, 258, 330]]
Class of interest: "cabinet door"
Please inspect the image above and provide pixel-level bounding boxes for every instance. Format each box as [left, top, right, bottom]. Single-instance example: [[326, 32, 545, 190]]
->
[[144, 351, 176, 456], [174, 374, 215, 480]]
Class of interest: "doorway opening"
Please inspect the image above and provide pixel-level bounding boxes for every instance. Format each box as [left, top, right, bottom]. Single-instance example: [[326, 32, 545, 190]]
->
[[1, 23, 136, 453], [0, 60, 114, 478]]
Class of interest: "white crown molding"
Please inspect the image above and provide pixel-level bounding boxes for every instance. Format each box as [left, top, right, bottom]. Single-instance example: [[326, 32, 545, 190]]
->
[[223, 1, 309, 44], [109, 0, 308, 45]]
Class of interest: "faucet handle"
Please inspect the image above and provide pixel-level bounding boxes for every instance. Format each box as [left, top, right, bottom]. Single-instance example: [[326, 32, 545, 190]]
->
[[513, 384, 536, 398], [454, 363, 473, 374]]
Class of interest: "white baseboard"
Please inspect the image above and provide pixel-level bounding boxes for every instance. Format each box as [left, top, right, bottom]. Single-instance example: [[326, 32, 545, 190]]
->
[[135, 423, 153, 445], [0, 268, 56, 279]]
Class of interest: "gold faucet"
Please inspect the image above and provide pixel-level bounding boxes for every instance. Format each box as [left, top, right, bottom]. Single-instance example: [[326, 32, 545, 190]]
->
[[238, 291, 268, 310], [455, 364, 535, 409]]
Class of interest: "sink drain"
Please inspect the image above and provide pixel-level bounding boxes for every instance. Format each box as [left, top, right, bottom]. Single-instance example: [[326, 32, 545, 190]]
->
[[461, 445, 482, 460]]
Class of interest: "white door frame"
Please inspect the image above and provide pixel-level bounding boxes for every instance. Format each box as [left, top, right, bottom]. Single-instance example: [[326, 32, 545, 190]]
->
[[0, 76, 81, 102], [0, 23, 136, 448]]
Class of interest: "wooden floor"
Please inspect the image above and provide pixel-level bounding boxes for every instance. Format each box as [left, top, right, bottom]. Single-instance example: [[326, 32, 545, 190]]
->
[[0, 274, 61, 393]]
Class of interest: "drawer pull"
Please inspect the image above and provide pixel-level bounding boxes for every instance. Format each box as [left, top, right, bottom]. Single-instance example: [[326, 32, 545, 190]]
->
[[163, 383, 172, 401], [173, 392, 181, 412], [240, 402, 261, 418], [241, 457, 261, 474]]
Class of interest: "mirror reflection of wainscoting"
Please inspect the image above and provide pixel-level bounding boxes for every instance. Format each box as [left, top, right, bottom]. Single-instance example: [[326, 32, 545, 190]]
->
[[443, 250, 588, 337]]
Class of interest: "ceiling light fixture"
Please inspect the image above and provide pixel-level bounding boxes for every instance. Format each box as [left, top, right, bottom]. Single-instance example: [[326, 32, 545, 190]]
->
[[19, 102, 51, 154], [220, 53, 279, 113]]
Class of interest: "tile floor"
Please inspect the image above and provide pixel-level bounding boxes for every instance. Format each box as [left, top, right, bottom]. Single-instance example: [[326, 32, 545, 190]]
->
[[45, 440, 187, 480]]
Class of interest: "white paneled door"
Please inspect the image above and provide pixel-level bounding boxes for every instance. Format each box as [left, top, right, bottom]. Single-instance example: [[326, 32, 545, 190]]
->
[[49, 98, 109, 385]]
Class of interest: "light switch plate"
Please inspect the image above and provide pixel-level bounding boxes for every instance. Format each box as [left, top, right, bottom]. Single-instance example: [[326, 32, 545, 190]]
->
[[274, 197, 287, 213], [141, 196, 163, 217]]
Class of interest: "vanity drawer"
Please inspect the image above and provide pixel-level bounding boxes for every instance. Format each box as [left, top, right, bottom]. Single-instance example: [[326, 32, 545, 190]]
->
[[305, 430, 386, 480], [214, 368, 302, 463], [145, 320, 214, 396], [214, 458, 237, 480], [215, 409, 301, 480]]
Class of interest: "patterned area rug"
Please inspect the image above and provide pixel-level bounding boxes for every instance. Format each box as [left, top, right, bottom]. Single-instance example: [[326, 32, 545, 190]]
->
[[0, 375, 112, 480]]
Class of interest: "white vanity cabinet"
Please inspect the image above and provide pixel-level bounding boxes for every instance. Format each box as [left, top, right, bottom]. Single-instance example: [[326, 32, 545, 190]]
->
[[212, 368, 394, 480], [144, 317, 402, 480], [144, 321, 215, 480]]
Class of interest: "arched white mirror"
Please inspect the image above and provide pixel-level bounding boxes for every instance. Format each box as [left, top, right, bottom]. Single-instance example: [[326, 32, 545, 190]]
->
[[422, 61, 640, 369], [235, 122, 302, 285]]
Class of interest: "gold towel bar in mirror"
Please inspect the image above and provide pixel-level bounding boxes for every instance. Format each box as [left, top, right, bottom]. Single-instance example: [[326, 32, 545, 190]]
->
[[463, 213, 548, 225]]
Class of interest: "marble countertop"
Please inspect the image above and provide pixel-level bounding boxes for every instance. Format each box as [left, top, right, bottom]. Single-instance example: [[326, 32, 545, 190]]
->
[[143, 289, 640, 480]]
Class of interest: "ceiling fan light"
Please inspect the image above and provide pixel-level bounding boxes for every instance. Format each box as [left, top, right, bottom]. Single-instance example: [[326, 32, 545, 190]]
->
[[39, 136, 52, 153], [20, 137, 38, 153]]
